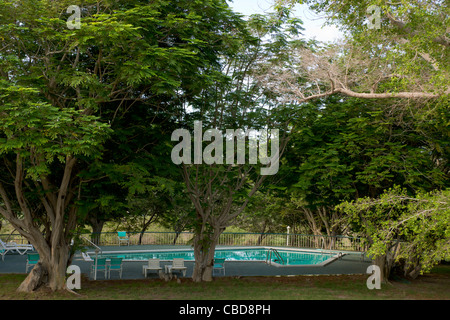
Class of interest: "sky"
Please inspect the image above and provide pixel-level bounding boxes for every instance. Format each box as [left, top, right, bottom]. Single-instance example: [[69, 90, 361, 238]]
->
[[226, 0, 343, 43]]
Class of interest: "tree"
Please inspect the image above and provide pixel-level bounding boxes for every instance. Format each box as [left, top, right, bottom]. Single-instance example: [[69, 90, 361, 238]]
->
[[0, 0, 243, 291], [237, 191, 290, 244], [0, 85, 110, 291], [158, 184, 196, 245], [172, 11, 300, 282], [265, 0, 449, 102], [120, 177, 181, 245], [279, 96, 448, 240], [337, 186, 449, 282]]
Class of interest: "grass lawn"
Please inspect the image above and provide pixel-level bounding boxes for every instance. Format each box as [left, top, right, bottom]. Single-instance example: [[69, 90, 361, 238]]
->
[[0, 264, 449, 300]]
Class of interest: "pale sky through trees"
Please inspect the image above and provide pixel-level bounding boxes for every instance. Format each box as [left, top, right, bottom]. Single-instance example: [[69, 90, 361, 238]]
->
[[227, 0, 343, 42]]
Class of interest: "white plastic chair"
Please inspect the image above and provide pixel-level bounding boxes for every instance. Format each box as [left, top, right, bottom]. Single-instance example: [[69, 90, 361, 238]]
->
[[142, 258, 163, 278], [0, 244, 10, 261], [165, 258, 187, 277]]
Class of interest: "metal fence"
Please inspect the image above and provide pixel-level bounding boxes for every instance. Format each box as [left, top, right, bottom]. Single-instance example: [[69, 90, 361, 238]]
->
[[0, 234, 30, 245], [0, 231, 367, 252], [85, 231, 366, 252]]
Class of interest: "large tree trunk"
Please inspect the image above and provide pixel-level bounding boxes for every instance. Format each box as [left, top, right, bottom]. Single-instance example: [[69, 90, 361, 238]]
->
[[17, 262, 48, 292], [373, 255, 389, 283], [0, 156, 78, 292], [371, 240, 400, 283], [17, 240, 72, 292], [89, 214, 105, 245], [192, 228, 221, 282]]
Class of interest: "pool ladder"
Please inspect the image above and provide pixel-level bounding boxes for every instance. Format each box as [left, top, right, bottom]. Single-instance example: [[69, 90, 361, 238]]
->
[[265, 248, 285, 265], [82, 236, 103, 256]]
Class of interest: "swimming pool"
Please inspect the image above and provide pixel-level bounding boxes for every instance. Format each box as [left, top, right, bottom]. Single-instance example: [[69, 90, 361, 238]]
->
[[83, 247, 339, 267]]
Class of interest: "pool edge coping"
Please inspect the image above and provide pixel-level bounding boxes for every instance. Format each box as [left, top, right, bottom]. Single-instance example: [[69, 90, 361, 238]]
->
[[80, 246, 346, 268]]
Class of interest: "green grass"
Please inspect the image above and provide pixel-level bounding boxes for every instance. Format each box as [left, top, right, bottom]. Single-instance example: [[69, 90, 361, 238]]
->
[[1, 266, 449, 300]]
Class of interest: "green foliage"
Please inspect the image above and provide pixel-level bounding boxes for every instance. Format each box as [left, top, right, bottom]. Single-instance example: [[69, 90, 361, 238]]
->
[[284, 97, 448, 209], [0, 0, 248, 244], [337, 186, 450, 274], [298, 0, 449, 94], [175, 9, 304, 234], [239, 191, 290, 234], [0, 83, 111, 179]]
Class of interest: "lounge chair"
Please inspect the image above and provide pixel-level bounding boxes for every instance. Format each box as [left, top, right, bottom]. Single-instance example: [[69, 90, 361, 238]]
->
[[0, 243, 10, 261], [25, 253, 40, 272], [108, 257, 123, 279], [142, 258, 163, 278], [165, 258, 187, 277], [0, 240, 11, 261], [0, 239, 34, 256], [213, 258, 226, 276], [90, 258, 107, 279], [117, 231, 130, 246]]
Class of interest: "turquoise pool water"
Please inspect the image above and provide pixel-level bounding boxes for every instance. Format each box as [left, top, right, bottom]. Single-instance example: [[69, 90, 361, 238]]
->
[[89, 248, 336, 266]]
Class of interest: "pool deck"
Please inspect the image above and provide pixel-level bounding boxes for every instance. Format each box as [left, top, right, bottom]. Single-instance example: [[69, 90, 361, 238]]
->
[[0, 245, 372, 280]]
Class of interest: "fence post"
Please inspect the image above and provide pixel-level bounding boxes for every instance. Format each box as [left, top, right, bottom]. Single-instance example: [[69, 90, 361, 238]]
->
[[286, 226, 290, 246]]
